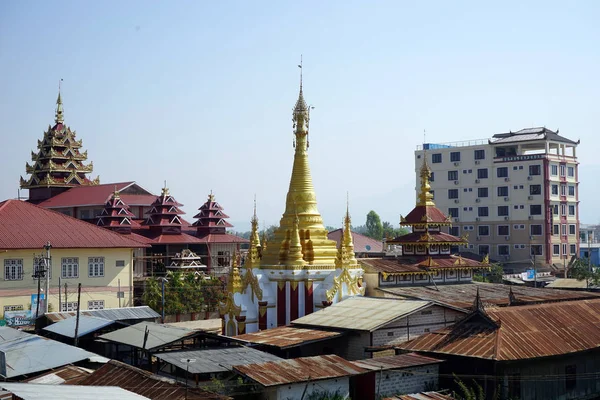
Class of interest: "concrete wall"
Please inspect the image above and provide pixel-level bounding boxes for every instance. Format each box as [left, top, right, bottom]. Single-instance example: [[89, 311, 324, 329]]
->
[[0, 247, 134, 317], [375, 364, 439, 397], [257, 377, 350, 400]]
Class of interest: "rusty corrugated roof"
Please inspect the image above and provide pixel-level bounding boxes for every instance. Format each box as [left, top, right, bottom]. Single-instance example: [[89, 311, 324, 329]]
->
[[352, 353, 443, 371], [233, 354, 366, 387], [378, 282, 600, 309], [397, 298, 600, 361], [25, 365, 92, 385], [234, 326, 342, 349], [385, 391, 455, 400], [80, 360, 230, 400]]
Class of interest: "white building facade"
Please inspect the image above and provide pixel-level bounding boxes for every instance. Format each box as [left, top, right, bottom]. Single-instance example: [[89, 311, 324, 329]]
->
[[415, 127, 579, 272]]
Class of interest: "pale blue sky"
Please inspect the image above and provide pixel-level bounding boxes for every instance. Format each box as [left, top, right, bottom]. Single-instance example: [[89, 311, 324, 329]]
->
[[1, 1, 599, 231]]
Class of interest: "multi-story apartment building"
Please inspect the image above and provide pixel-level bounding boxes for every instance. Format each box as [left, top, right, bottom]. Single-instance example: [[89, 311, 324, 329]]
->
[[415, 127, 579, 272]]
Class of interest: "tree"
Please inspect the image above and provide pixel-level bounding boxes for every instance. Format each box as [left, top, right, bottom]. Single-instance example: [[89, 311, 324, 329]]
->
[[325, 226, 337, 232], [569, 257, 600, 287], [365, 210, 383, 240], [382, 221, 409, 239], [473, 263, 504, 283]]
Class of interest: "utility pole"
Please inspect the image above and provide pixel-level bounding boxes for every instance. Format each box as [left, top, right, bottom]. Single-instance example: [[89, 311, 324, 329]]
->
[[74, 283, 82, 347], [118, 279, 121, 308], [33, 255, 43, 319], [44, 242, 52, 313], [58, 276, 62, 312], [64, 282, 68, 310], [530, 236, 537, 287], [159, 277, 168, 323]]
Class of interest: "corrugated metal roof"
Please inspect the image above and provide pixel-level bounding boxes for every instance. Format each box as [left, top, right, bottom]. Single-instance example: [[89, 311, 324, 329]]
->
[[0, 383, 149, 400], [0, 327, 106, 378], [98, 321, 198, 351], [155, 346, 283, 374], [45, 306, 160, 322], [25, 366, 92, 385], [43, 315, 116, 338], [352, 353, 443, 371], [360, 255, 485, 274], [80, 360, 230, 400], [234, 326, 342, 349], [233, 355, 366, 387], [385, 391, 454, 400], [545, 278, 595, 289], [379, 282, 600, 309], [292, 297, 432, 332], [0, 200, 150, 249], [398, 298, 600, 361], [165, 319, 222, 333]]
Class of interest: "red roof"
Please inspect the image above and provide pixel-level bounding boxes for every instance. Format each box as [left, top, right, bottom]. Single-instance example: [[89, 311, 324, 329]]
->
[[352, 353, 443, 371], [402, 205, 450, 225], [37, 182, 155, 208], [398, 298, 600, 361], [0, 200, 150, 249], [328, 229, 383, 253], [360, 255, 487, 274], [146, 233, 207, 244], [195, 233, 249, 244], [387, 231, 465, 245]]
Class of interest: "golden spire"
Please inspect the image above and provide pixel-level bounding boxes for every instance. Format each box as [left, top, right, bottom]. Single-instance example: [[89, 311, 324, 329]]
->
[[208, 189, 215, 202], [227, 253, 243, 293], [285, 204, 307, 267], [417, 149, 435, 206], [343, 195, 356, 263], [246, 196, 262, 268], [161, 181, 170, 197], [260, 64, 338, 267], [55, 80, 64, 124], [113, 185, 120, 199]]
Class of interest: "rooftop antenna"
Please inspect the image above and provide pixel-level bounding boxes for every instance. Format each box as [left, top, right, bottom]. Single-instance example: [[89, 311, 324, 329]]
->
[[298, 54, 303, 90]]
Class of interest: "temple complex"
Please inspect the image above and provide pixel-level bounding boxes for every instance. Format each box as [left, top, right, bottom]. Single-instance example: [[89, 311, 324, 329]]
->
[[220, 77, 364, 336], [360, 153, 490, 292], [20, 90, 99, 203]]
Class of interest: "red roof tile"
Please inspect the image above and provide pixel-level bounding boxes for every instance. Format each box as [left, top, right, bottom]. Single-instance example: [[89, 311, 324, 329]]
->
[[387, 231, 465, 245], [36, 182, 136, 208], [398, 298, 600, 361], [0, 200, 150, 249], [360, 255, 487, 274], [195, 233, 249, 244], [328, 229, 383, 253], [235, 326, 342, 349], [402, 205, 451, 225]]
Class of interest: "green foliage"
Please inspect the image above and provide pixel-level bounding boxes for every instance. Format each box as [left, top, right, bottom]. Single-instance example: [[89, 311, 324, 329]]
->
[[569, 257, 600, 287], [473, 263, 504, 283], [365, 210, 384, 240], [304, 390, 349, 400], [382, 221, 409, 239], [453, 375, 500, 400], [142, 272, 225, 315]]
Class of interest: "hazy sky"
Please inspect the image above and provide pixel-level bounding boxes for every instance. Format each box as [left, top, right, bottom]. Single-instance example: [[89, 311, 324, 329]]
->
[[1, 1, 599, 231]]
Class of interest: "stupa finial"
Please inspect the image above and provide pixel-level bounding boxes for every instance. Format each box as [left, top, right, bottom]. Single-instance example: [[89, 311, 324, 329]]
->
[[417, 141, 435, 207], [55, 79, 64, 124]]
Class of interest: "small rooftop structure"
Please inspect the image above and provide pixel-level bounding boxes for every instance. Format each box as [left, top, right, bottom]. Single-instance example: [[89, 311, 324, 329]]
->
[[398, 298, 600, 361], [235, 326, 343, 349], [45, 306, 160, 322], [489, 127, 578, 146], [155, 346, 283, 374], [98, 321, 198, 351], [233, 355, 366, 387], [43, 315, 116, 338], [292, 297, 437, 332], [0, 327, 107, 379], [378, 282, 600, 309], [80, 360, 229, 400], [0, 383, 149, 400], [352, 353, 443, 372]]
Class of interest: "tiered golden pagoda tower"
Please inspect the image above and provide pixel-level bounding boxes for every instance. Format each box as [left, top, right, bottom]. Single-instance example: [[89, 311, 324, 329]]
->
[[219, 70, 364, 335], [21, 90, 99, 203]]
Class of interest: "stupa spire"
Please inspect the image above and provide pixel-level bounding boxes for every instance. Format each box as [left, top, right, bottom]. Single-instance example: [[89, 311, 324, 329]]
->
[[228, 253, 243, 294], [343, 195, 356, 263], [55, 80, 64, 124], [246, 196, 262, 268], [417, 148, 435, 207]]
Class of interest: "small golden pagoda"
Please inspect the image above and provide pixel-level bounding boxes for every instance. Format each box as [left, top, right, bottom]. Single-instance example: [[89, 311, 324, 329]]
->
[[21, 90, 99, 203]]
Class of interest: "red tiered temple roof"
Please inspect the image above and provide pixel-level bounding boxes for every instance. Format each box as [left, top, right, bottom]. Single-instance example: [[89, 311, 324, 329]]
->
[[192, 192, 233, 236], [96, 191, 135, 234], [143, 187, 185, 235]]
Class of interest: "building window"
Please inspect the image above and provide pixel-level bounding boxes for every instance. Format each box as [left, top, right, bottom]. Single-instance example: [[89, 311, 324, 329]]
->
[[61, 302, 78, 312], [560, 165, 566, 177], [529, 185, 541, 195], [561, 204, 567, 216], [448, 189, 459, 199], [448, 208, 459, 218], [497, 167, 508, 178], [553, 244, 560, 256], [569, 224, 576, 235], [478, 207, 489, 217], [568, 186, 575, 196], [497, 206, 509, 217], [570, 244, 577, 255], [560, 185, 566, 196], [61, 258, 79, 279], [115, 260, 126, 267], [530, 205, 542, 215], [449, 227, 459, 236], [498, 245, 510, 256], [552, 185, 558, 195], [478, 226, 490, 236], [528, 165, 541, 176], [568, 205, 575, 216], [551, 164, 558, 176], [498, 225, 509, 236], [478, 245, 489, 256], [4, 259, 23, 281], [553, 224, 559, 235], [562, 243, 568, 256], [432, 153, 442, 163], [448, 170, 458, 181], [430, 172, 435, 182], [530, 225, 543, 236], [478, 187, 488, 198], [561, 224, 567, 236], [4, 305, 24, 313], [450, 152, 461, 162], [477, 168, 488, 179], [497, 186, 508, 197], [568, 166, 575, 177], [531, 245, 543, 256], [553, 204, 559, 215], [87, 300, 105, 310], [88, 257, 105, 277], [474, 149, 485, 160]]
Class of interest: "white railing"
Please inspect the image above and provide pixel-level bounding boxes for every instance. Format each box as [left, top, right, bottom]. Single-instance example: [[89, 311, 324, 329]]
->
[[417, 139, 489, 150]]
